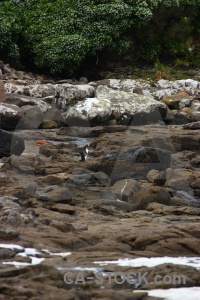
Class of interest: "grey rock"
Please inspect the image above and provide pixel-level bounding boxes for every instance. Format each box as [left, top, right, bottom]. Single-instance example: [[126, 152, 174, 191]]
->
[[110, 146, 171, 184], [36, 187, 72, 203], [55, 83, 95, 111], [5, 93, 50, 113], [0, 103, 21, 130], [183, 121, 200, 129], [0, 129, 25, 157], [0, 196, 22, 225], [10, 155, 35, 174], [18, 105, 44, 129]]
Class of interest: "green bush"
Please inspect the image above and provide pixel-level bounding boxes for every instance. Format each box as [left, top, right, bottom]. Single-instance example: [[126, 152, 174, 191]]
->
[[14, 0, 134, 74], [0, 1, 22, 65], [0, 0, 200, 74]]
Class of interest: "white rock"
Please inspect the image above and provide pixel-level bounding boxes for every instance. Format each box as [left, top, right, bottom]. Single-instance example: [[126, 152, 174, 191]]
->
[[64, 86, 167, 126], [55, 84, 95, 111], [0, 103, 19, 115], [108, 79, 151, 91], [64, 97, 111, 126], [97, 86, 167, 124], [4, 83, 56, 98], [153, 88, 179, 100]]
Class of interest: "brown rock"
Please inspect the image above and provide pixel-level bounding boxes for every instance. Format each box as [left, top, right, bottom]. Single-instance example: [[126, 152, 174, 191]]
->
[[0, 80, 5, 102], [129, 186, 171, 209], [180, 107, 192, 116], [147, 169, 166, 185], [50, 220, 75, 232], [36, 173, 69, 185], [191, 178, 200, 189], [40, 120, 58, 129], [0, 249, 16, 259], [111, 179, 142, 201], [147, 202, 200, 215], [165, 168, 195, 191], [0, 229, 20, 240], [36, 187, 72, 203], [48, 203, 76, 214], [161, 91, 192, 109]]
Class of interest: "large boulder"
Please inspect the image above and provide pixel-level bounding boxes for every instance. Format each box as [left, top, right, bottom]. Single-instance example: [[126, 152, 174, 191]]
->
[[0, 129, 25, 157], [0, 103, 21, 130], [17, 105, 44, 129], [129, 186, 171, 210], [3, 94, 66, 129], [55, 83, 95, 111], [63, 97, 111, 126], [111, 179, 142, 202], [96, 85, 167, 125], [109, 146, 171, 184], [64, 86, 168, 126]]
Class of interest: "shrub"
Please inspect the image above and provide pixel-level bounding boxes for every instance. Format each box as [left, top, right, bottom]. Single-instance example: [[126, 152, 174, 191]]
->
[[0, 0, 200, 74]]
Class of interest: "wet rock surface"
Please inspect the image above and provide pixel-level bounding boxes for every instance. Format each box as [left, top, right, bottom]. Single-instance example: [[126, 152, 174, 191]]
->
[[0, 124, 200, 299]]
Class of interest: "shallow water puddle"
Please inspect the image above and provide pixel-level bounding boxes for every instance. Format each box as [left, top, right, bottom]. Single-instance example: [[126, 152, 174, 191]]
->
[[48, 136, 90, 147]]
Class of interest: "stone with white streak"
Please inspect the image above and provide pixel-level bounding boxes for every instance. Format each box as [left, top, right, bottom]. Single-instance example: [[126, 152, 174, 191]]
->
[[64, 86, 167, 126], [55, 84, 95, 111], [0, 103, 21, 130], [108, 78, 151, 92], [63, 97, 111, 126]]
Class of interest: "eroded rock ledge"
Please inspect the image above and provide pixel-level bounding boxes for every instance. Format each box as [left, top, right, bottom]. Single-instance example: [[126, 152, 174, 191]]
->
[[0, 124, 200, 299]]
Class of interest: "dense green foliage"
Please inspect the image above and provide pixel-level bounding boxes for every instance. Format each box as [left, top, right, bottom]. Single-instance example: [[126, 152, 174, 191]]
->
[[0, 0, 200, 74]]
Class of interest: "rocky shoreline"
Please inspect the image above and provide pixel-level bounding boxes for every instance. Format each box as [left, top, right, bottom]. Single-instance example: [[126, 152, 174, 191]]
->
[[0, 62, 200, 299]]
